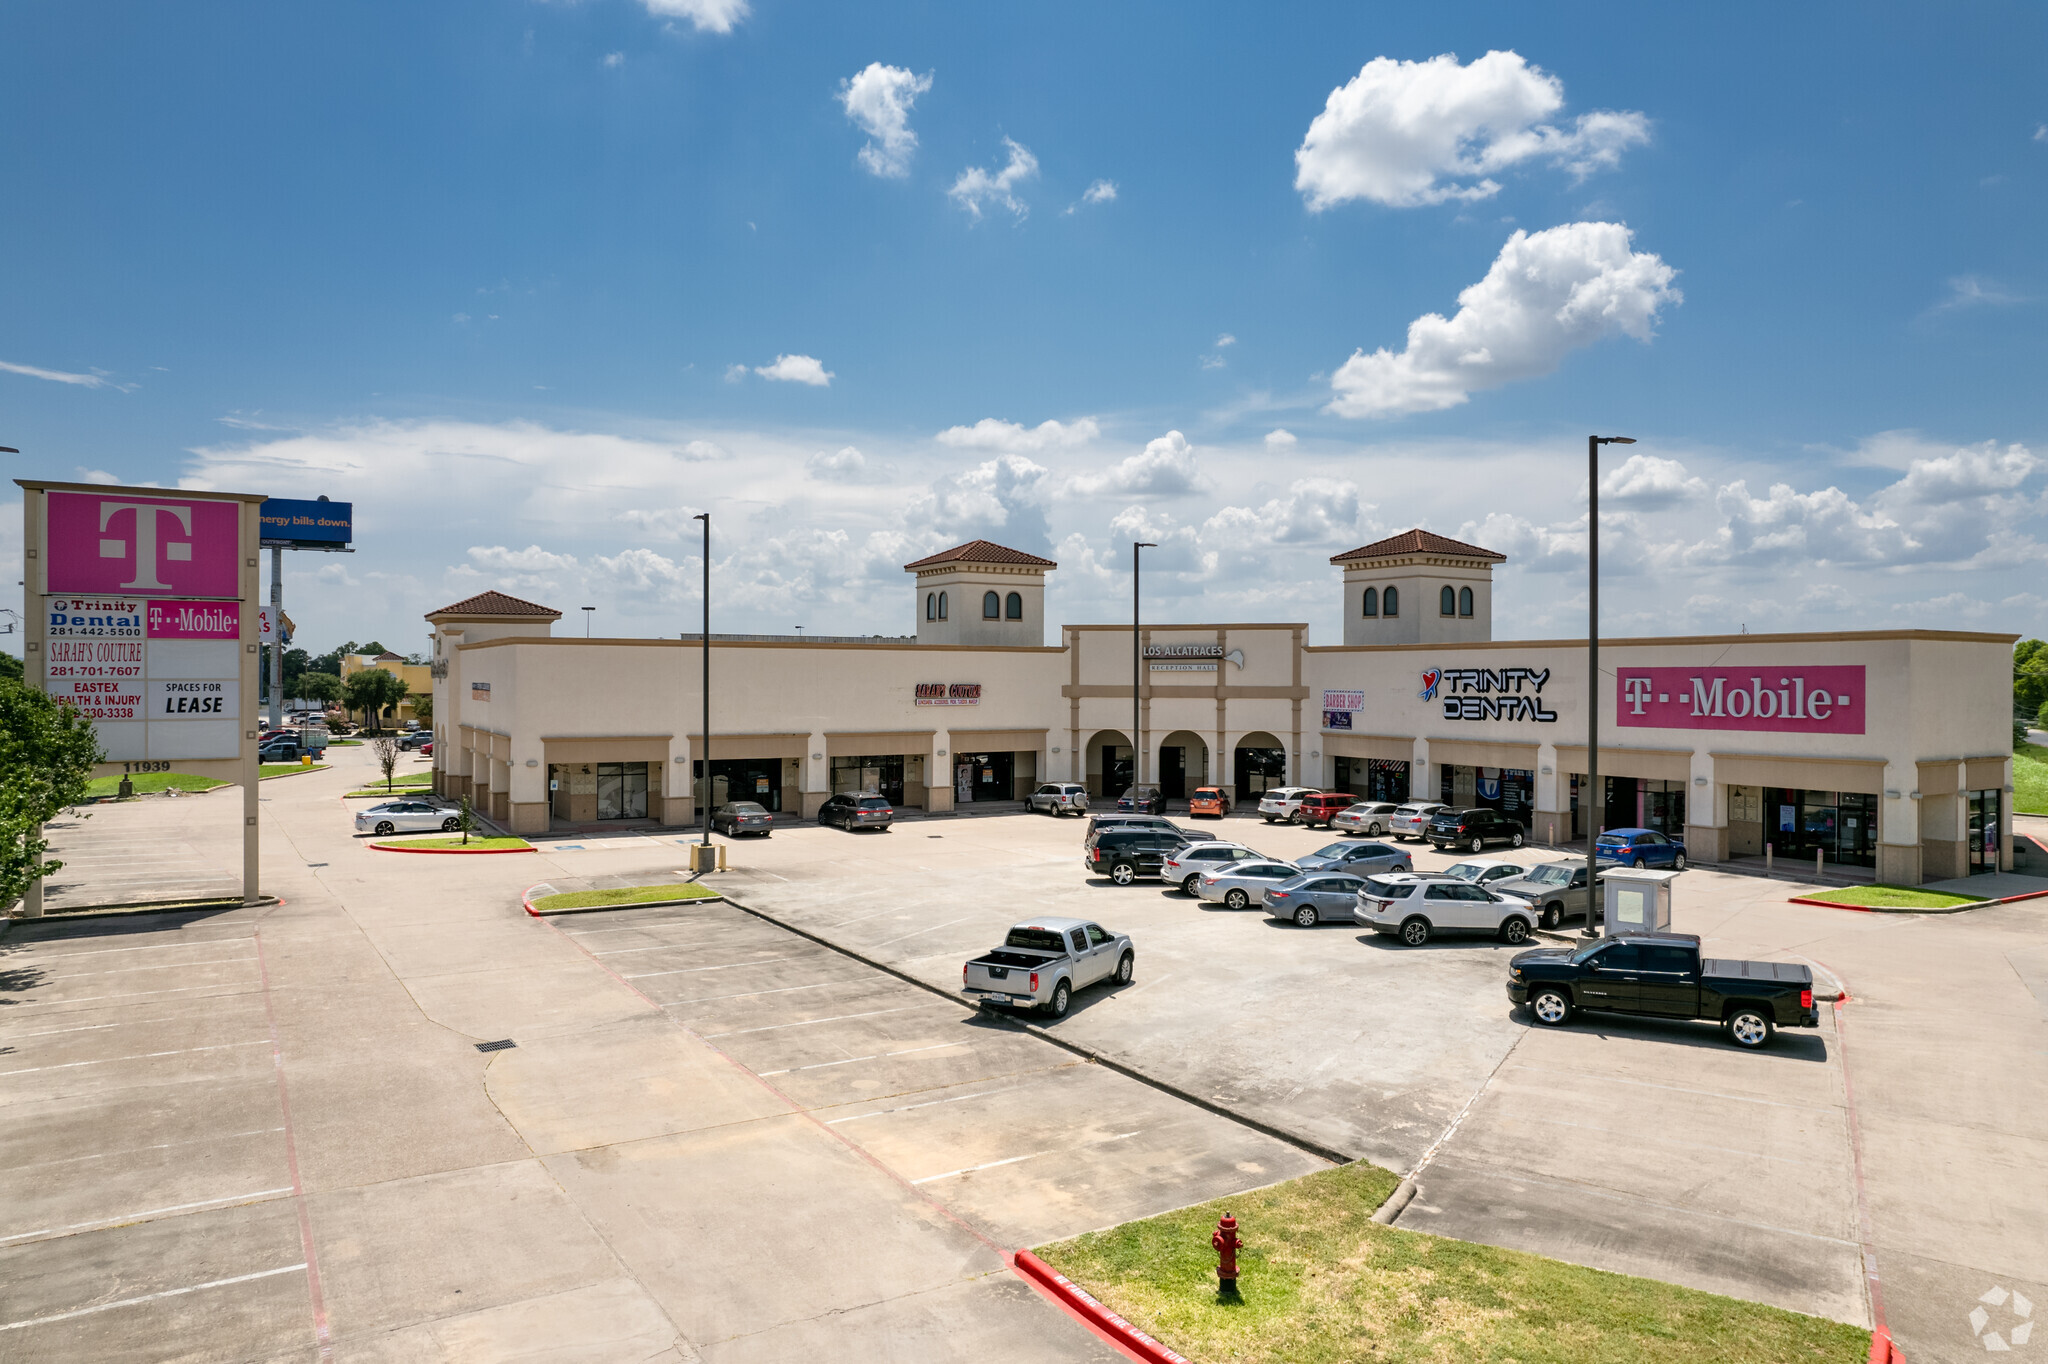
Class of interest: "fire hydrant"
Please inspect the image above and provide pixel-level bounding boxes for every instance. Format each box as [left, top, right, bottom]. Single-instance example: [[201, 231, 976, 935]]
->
[[1212, 1213, 1242, 1292]]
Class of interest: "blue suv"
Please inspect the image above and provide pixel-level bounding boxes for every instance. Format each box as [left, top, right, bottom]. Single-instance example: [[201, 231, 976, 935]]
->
[[1595, 828, 1687, 870]]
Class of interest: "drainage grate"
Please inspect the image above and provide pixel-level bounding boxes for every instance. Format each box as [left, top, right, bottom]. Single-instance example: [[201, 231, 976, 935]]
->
[[475, 1039, 517, 1053]]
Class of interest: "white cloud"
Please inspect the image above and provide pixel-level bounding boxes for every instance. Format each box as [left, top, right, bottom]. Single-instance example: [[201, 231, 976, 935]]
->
[[1068, 431, 1205, 498], [74, 466, 123, 485], [1215, 333, 1236, 348], [1083, 179, 1116, 203], [753, 354, 833, 387], [1264, 429, 1297, 451], [806, 445, 878, 482], [2035, 123, 2047, 142], [604, 52, 624, 68], [935, 416, 1099, 452], [723, 363, 748, 383], [908, 454, 1054, 550], [640, 0, 747, 34], [469, 544, 580, 574], [1599, 453, 1706, 507], [616, 508, 704, 541], [681, 439, 727, 460], [948, 138, 1038, 219], [1200, 354, 1227, 371], [1328, 221, 1679, 417], [1294, 50, 1649, 210], [1930, 274, 2027, 312], [0, 359, 120, 389], [839, 63, 933, 178]]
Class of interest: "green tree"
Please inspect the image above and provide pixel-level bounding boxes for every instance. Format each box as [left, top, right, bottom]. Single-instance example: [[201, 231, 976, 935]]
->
[[343, 668, 410, 732], [298, 671, 343, 708], [1, 677, 103, 904], [280, 646, 312, 698], [0, 652, 22, 683], [371, 736, 401, 792], [2017, 639, 2048, 718], [410, 691, 433, 723]]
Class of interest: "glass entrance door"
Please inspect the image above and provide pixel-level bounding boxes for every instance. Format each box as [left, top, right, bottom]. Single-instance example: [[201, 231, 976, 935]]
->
[[595, 762, 649, 820], [1969, 789, 2001, 872]]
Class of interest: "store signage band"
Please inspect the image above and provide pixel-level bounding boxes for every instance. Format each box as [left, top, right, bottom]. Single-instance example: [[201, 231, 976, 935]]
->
[[1322, 689, 1363, 731], [471, 681, 492, 701], [1143, 643, 1246, 672], [915, 682, 981, 706], [44, 594, 242, 752], [1616, 666, 1865, 735], [1420, 666, 1558, 723], [43, 491, 242, 598]]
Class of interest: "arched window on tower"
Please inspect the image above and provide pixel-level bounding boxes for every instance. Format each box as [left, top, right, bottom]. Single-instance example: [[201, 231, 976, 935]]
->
[[983, 591, 1000, 619], [938, 592, 948, 619], [1362, 587, 1379, 617], [1005, 591, 1023, 619], [1383, 586, 1398, 616], [1459, 586, 1474, 617], [1441, 585, 1457, 616], [926, 592, 936, 621]]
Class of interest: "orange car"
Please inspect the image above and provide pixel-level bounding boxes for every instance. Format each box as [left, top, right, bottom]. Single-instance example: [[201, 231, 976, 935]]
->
[[1188, 786, 1233, 818]]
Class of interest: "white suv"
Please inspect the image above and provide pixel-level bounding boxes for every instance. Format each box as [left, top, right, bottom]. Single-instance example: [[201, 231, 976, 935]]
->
[[1353, 872, 1538, 946], [1026, 783, 1090, 816], [1387, 802, 1447, 842], [1255, 787, 1318, 823], [1161, 842, 1267, 896]]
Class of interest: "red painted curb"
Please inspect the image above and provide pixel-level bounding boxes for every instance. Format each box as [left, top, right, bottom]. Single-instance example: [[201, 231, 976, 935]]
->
[[1012, 1250, 1192, 1364], [1868, 1324, 1903, 1363], [367, 842, 535, 855]]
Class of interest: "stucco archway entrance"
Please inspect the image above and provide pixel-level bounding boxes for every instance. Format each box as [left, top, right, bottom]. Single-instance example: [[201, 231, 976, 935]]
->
[[1086, 730, 1132, 799], [1157, 730, 1209, 800], [1234, 730, 1286, 803]]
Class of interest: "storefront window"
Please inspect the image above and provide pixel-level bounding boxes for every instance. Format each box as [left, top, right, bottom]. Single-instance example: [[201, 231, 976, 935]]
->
[[1968, 789, 2002, 873], [595, 762, 648, 820], [1440, 765, 1532, 818], [1234, 745, 1285, 800], [1764, 788, 1878, 869], [694, 758, 784, 812], [954, 752, 1015, 803], [833, 754, 905, 804]]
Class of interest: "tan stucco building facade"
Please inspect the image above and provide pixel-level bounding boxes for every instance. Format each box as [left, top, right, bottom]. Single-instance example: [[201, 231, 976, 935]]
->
[[427, 533, 2019, 884]]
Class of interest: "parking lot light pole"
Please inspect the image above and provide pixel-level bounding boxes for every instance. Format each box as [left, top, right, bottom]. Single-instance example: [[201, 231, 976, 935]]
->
[[1133, 542, 1156, 796], [694, 513, 711, 849], [582, 606, 595, 637], [1585, 435, 1635, 936]]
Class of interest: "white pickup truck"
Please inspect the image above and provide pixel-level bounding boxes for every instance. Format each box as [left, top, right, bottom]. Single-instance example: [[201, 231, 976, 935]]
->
[[963, 917, 1134, 1019]]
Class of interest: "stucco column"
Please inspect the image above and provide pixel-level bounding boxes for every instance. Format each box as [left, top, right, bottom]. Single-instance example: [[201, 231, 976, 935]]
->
[[508, 754, 548, 835], [1534, 742, 1561, 845], [662, 737, 691, 827], [927, 730, 954, 813], [1684, 750, 1724, 862], [1877, 760, 1924, 884], [798, 731, 828, 819], [1411, 737, 1430, 805]]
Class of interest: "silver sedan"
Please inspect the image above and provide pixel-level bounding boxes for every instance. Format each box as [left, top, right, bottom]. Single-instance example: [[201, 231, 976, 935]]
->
[[1262, 872, 1368, 927], [1292, 840, 1414, 875], [1331, 801, 1402, 836], [1194, 859, 1300, 910], [355, 800, 462, 836]]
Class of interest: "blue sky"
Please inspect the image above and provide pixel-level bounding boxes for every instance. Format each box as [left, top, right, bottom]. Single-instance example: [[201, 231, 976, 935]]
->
[[4, 1, 2044, 654]]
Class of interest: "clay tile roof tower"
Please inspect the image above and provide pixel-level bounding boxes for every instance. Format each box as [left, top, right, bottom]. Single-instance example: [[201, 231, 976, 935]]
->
[[903, 540, 1057, 646], [1328, 528, 1506, 647]]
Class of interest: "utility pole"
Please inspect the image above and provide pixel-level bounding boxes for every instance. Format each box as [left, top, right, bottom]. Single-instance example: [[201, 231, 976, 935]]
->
[[268, 544, 284, 731], [694, 513, 711, 851], [1585, 434, 1635, 936], [1132, 541, 1155, 794]]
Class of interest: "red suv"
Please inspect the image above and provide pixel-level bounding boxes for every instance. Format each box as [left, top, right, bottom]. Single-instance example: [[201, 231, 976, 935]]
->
[[1292, 792, 1357, 828]]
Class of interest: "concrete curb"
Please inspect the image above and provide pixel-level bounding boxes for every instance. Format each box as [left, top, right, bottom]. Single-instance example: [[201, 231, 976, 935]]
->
[[520, 884, 725, 916], [367, 841, 535, 855], [1370, 1176, 1420, 1225], [1012, 1251, 1192, 1364], [718, 891, 1356, 1167], [1785, 894, 1987, 914], [13, 894, 281, 923]]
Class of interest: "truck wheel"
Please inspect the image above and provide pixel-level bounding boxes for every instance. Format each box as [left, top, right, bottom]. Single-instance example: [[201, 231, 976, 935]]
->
[[1182, 873, 1203, 896], [1499, 918, 1530, 944], [1293, 905, 1319, 927], [1115, 952, 1134, 985], [1531, 988, 1572, 1026], [1225, 889, 1250, 910], [1110, 862, 1136, 886], [1727, 1008, 1773, 1048], [1043, 981, 1071, 1018], [1541, 903, 1563, 930], [1400, 917, 1431, 946]]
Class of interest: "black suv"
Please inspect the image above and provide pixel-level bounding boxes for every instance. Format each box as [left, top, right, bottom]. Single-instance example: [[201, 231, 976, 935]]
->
[[1085, 827, 1188, 884], [1115, 785, 1168, 815], [1426, 807, 1526, 853]]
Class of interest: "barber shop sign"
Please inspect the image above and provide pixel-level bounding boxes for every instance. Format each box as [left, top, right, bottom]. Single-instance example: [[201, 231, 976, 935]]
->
[[1616, 665, 1865, 735]]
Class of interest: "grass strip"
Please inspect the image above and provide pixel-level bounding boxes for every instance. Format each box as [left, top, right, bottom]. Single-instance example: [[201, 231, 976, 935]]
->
[[374, 836, 531, 851], [2016, 741, 2047, 816], [84, 772, 231, 797], [529, 882, 720, 911], [260, 763, 330, 779], [1036, 1162, 1868, 1364], [1799, 884, 1985, 909]]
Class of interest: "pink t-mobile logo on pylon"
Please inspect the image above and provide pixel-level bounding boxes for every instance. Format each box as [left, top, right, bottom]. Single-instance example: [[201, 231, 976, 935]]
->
[[45, 491, 240, 598]]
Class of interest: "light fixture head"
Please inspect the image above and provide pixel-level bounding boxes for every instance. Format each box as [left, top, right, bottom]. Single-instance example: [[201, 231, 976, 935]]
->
[[1597, 435, 1637, 445]]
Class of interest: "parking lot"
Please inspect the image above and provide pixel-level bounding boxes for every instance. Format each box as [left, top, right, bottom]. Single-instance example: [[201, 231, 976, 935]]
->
[[7, 744, 2043, 1363]]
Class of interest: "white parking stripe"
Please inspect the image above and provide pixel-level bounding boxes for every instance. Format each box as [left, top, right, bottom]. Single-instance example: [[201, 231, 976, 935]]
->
[[0, 1189, 295, 1246], [825, 1080, 1037, 1124], [619, 954, 809, 975], [0, 1040, 270, 1078], [703, 1001, 959, 1038], [8, 984, 260, 1008], [758, 1041, 967, 1077], [40, 957, 256, 982], [10, 1127, 285, 1174], [11, 938, 257, 962], [0, 1008, 266, 1043], [911, 1151, 1050, 1184], [0, 1263, 306, 1331], [660, 981, 843, 1006]]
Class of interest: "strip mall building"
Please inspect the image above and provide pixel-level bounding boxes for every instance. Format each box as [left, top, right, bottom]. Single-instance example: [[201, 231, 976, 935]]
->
[[428, 530, 2018, 883]]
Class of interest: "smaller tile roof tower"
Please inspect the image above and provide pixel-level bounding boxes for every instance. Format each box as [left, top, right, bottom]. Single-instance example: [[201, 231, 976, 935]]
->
[[903, 540, 1057, 646], [425, 590, 562, 647], [1329, 529, 1506, 647]]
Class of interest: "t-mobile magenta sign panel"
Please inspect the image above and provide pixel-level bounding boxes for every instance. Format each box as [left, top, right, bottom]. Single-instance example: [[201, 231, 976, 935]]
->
[[44, 491, 240, 597], [1615, 665, 1865, 735]]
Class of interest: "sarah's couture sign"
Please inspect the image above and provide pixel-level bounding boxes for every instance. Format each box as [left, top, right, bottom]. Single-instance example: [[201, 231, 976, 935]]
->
[[1616, 666, 1865, 735]]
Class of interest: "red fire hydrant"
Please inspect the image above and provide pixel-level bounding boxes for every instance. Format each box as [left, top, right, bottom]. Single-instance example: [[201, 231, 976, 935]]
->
[[1212, 1213, 1242, 1292]]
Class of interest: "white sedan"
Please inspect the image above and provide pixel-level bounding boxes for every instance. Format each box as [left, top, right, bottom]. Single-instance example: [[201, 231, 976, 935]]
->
[[355, 800, 462, 836], [1195, 859, 1301, 910]]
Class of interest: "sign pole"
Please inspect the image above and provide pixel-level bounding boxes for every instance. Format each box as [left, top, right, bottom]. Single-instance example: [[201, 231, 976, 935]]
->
[[1133, 541, 1155, 792], [243, 507, 262, 904], [268, 543, 283, 732]]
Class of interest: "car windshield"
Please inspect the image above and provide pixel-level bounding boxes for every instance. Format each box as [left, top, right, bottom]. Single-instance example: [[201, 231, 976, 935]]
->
[[857, 797, 891, 809], [727, 803, 767, 815], [1595, 834, 1628, 846], [1444, 862, 1484, 879], [1313, 843, 1351, 858], [1003, 928, 1068, 952], [1525, 865, 1573, 885]]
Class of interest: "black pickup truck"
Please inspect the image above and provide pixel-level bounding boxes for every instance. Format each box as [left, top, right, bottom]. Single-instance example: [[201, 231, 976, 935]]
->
[[1505, 932, 1819, 1048]]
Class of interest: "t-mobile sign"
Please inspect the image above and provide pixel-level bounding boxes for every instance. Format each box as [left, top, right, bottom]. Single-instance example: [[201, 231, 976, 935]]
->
[[44, 491, 241, 598], [1616, 665, 1865, 735]]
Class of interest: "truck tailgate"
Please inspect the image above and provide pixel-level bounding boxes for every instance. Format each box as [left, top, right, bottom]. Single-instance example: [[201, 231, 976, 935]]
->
[[965, 950, 1057, 994]]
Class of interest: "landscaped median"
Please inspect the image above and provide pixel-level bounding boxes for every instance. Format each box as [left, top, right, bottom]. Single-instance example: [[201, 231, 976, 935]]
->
[[1789, 884, 1987, 912], [261, 762, 330, 780], [1029, 1163, 1871, 1364], [83, 771, 230, 798], [523, 882, 722, 915], [345, 777, 436, 798], [367, 836, 535, 854]]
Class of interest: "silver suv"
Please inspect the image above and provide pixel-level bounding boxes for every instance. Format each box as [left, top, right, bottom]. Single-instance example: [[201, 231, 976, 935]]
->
[[1353, 872, 1538, 946], [1026, 783, 1090, 816]]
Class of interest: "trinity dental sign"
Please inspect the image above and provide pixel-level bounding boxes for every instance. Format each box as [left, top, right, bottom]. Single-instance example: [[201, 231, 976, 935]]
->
[[1616, 666, 1865, 735], [1420, 667, 1557, 723]]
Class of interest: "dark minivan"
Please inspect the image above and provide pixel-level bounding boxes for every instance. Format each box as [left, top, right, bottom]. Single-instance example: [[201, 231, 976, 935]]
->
[[1085, 826, 1189, 884], [819, 793, 893, 831], [1426, 807, 1526, 853]]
